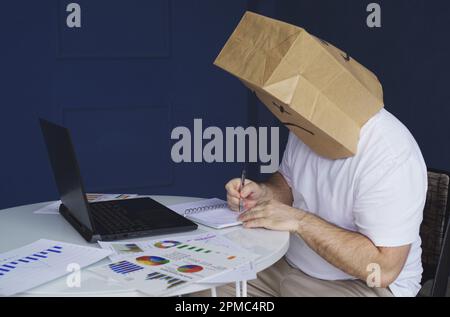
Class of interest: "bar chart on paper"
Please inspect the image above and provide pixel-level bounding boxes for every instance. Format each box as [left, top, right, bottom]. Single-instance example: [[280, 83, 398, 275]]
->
[[146, 272, 187, 289], [154, 241, 215, 254], [0, 239, 111, 296], [109, 261, 144, 274], [0, 245, 63, 273]]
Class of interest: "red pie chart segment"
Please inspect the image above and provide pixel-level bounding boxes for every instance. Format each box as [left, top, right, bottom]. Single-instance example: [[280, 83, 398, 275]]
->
[[177, 265, 203, 273], [136, 256, 169, 266]]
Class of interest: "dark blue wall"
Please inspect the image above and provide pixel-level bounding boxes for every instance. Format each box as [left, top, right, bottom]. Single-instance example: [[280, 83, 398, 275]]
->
[[0, 0, 449, 209]]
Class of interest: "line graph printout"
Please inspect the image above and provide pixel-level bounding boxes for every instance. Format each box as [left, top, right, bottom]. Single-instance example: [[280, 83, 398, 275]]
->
[[0, 239, 111, 296]]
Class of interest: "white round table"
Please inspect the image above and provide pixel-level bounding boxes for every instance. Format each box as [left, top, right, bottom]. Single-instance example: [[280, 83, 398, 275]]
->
[[0, 196, 290, 297]]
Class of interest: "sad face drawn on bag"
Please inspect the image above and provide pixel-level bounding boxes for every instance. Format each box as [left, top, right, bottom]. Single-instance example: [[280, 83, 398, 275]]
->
[[250, 89, 316, 137], [262, 38, 354, 139], [214, 12, 384, 159], [269, 101, 315, 136]]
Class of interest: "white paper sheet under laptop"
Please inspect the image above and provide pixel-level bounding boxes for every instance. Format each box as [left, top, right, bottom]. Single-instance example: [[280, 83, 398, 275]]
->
[[169, 198, 242, 229]]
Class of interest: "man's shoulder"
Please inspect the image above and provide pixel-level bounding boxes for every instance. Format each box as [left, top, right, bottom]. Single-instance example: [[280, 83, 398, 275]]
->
[[357, 108, 426, 176], [284, 108, 425, 174], [286, 109, 422, 161]]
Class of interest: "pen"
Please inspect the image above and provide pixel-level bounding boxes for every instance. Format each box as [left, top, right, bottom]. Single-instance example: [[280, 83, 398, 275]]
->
[[239, 169, 246, 213]]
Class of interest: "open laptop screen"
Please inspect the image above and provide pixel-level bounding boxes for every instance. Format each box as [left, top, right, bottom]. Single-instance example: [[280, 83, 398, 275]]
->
[[39, 119, 94, 231]]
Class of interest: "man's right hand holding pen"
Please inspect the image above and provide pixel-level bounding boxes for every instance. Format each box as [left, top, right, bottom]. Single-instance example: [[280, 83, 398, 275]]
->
[[225, 177, 270, 213], [225, 172, 300, 232]]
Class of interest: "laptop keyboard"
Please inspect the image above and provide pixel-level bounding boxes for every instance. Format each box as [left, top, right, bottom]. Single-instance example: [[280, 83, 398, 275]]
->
[[90, 202, 150, 234]]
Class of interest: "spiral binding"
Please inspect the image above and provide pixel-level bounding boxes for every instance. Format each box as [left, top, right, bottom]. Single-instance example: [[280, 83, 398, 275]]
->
[[184, 202, 228, 216]]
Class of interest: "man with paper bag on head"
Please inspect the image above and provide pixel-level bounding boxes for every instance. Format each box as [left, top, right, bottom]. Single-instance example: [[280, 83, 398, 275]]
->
[[217, 12, 427, 297]]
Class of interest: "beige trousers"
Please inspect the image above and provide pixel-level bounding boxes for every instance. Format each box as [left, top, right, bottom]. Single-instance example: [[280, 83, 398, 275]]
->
[[196, 258, 393, 297]]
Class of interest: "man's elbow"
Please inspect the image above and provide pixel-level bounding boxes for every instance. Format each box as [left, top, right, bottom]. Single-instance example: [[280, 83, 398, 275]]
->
[[365, 263, 402, 289], [378, 266, 403, 288], [376, 245, 410, 288], [379, 273, 397, 289]]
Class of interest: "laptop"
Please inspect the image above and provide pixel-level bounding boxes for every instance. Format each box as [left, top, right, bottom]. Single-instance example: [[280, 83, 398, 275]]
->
[[39, 118, 198, 243]]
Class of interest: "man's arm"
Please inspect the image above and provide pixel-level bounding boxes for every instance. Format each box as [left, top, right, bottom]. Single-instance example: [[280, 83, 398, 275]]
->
[[240, 200, 411, 288], [294, 211, 411, 288], [229, 172, 411, 288]]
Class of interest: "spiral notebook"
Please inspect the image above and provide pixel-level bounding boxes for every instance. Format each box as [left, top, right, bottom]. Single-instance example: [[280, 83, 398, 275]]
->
[[168, 198, 242, 229]]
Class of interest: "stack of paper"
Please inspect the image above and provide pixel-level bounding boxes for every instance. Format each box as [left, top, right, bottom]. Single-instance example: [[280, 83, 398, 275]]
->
[[95, 233, 258, 296]]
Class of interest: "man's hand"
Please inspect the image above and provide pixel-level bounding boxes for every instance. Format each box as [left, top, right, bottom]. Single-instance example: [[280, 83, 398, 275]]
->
[[239, 199, 305, 232], [225, 178, 269, 211]]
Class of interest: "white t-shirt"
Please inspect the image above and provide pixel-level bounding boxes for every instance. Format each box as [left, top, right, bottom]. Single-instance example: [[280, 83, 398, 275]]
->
[[279, 109, 427, 297]]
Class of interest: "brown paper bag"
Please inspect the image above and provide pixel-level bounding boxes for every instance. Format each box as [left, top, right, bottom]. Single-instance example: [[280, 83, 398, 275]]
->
[[214, 11, 384, 159]]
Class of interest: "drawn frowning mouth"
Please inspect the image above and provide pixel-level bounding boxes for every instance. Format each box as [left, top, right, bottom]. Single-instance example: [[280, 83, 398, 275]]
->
[[270, 102, 315, 136], [283, 122, 315, 136]]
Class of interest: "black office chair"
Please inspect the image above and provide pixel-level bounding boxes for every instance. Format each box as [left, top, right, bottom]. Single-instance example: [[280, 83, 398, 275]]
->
[[418, 169, 450, 297]]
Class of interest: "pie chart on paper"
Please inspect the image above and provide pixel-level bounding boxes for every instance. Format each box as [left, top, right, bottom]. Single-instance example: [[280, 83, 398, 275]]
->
[[153, 240, 181, 249], [177, 265, 204, 273], [136, 256, 170, 266]]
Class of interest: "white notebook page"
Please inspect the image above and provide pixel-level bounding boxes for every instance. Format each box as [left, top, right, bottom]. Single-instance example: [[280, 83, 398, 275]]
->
[[168, 198, 242, 229]]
